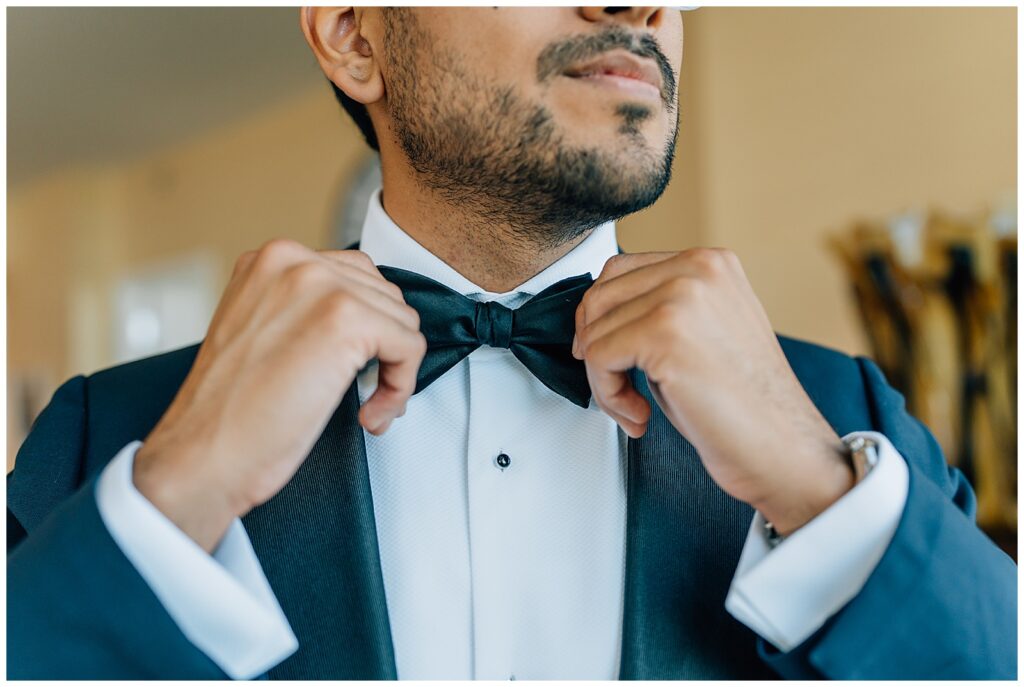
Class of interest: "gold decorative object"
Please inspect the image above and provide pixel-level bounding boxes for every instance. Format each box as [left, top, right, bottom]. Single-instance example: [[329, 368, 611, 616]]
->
[[831, 203, 1017, 545]]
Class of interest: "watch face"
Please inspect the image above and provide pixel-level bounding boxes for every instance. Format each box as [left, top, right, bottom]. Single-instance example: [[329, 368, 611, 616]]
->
[[329, 154, 382, 250], [844, 435, 879, 482]]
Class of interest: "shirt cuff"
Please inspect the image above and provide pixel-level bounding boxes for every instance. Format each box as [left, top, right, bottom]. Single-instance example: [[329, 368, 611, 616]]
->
[[724, 431, 910, 652], [95, 440, 299, 678]]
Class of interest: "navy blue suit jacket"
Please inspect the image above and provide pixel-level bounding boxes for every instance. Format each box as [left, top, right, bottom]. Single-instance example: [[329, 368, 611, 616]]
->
[[6, 336, 1018, 679]]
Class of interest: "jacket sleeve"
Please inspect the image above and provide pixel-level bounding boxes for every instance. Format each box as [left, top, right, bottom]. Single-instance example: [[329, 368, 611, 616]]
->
[[6, 376, 229, 679], [757, 357, 1017, 679]]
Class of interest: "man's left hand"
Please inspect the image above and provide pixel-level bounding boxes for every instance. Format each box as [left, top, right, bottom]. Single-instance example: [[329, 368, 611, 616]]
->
[[573, 249, 855, 535]]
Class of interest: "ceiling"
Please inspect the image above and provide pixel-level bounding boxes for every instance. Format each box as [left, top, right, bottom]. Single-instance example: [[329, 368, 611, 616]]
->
[[7, 7, 326, 187]]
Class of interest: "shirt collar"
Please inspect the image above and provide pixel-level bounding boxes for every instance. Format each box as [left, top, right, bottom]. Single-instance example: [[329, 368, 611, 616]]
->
[[357, 187, 618, 300]]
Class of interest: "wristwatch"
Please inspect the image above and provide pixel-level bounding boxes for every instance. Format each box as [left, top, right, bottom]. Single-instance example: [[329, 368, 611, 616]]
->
[[763, 434, 880, 548]]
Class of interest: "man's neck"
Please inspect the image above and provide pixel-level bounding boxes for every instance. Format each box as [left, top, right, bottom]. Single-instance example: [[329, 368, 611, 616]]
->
[[378, 169, 591, 293]]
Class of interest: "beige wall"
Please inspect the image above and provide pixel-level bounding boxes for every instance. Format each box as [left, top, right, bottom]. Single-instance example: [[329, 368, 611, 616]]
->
[[620, 6, 1016, 353], [9, 91, 362, 377], [8, 7, 1016, 464], [7, 91, 368, 461]]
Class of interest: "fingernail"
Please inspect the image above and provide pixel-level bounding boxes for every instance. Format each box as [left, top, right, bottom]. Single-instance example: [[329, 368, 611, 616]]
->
[[621, 418, 646, 438], [362, 408, 387, 433], [619, 406, 642, 425]]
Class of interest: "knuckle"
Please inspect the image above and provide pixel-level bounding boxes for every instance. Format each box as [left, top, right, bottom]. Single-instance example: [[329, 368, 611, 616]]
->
[[687, 247, 731, 277], [233, 250, 257, 274], [576, 329, 589, 353], [645, 350, 675, 385], [685, 275, 707, 300], [285, 261, 325, 289], [260, 237, 301, 258], [663, 275, 704, 305], [384, 280, 405, 301], [664, 275, 693, 300], [337, 249, 375, 268], [586, 336, 609, 364], [599, 253, 627, 278], [580, 285, 602, 314], [253, 238, 300, 273], [405, 305, 422, 330], [413, 332, 428, 357], [650, 301, 685, 334], [320, 291, 360, 327], [717, 247, 740, 267], [606, 253, 628, 267], [691, 246, 717, 265]]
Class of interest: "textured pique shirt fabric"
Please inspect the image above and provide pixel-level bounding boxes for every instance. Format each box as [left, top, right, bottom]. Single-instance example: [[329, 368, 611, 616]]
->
[[94, 187, 909, 679]]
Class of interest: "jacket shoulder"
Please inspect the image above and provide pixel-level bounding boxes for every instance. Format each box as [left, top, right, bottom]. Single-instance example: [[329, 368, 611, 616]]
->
[[9, 344, 201, 535], [82, 343, 201, 477], [88, 342, 200, 395]]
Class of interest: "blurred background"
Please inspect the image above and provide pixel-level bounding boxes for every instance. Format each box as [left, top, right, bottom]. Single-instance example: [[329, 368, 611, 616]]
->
[[6, 7, 1017, 551]]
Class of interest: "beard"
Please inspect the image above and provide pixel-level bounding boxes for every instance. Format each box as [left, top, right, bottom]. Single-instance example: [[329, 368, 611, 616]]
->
[[381, 9, 679, 250]]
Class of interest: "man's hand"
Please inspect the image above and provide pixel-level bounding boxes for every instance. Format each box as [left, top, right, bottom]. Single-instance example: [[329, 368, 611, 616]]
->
[[573, 249, 855, 535], [133, 239, 426, 552]]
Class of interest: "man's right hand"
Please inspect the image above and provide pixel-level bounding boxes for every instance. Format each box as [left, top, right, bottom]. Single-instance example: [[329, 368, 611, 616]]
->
[[132, 239, 426, 552]]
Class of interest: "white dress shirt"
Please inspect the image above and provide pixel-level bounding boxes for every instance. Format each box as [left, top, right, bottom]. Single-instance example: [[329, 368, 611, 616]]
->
[[95, 187, 909, 679]]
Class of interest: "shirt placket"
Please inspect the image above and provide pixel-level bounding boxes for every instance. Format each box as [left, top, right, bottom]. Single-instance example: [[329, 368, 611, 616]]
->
[[465, 343, 523, 680]]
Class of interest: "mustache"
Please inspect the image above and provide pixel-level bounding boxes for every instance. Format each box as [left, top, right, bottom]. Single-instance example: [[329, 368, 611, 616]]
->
[[535, 26, 678, 107]]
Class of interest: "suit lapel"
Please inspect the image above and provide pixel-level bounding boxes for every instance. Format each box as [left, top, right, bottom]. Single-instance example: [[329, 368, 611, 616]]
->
[[233, 370, 770, 680], [241, 384, 396, 680], [617, 370, 770, 680]]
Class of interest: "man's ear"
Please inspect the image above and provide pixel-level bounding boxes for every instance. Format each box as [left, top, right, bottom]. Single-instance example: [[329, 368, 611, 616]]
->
[[299, 6, 384, 105]]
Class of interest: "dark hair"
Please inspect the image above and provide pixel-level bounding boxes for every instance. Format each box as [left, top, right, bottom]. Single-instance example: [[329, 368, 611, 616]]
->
[[330, 80, 379, 152]]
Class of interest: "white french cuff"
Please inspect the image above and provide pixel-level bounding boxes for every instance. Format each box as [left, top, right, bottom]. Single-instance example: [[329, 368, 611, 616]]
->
[[95, 440, 299, 679], [724, 431, 910, 652]]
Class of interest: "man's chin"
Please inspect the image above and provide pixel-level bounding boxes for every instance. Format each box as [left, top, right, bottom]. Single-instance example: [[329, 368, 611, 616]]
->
[[561, 172, 672, 224], [555, 120, 670, 150]]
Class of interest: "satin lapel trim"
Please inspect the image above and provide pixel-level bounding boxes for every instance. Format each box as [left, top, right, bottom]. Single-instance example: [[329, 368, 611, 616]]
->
[[241, 384, 396, 679], [618, 369, 759, 680]]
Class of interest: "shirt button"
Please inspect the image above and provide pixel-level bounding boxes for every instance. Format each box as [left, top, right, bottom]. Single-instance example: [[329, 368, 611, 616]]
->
[[495, 452, 511, 470]]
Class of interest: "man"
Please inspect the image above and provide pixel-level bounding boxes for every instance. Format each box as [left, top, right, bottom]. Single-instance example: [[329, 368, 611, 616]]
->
[[6, 6, 1016, 680]]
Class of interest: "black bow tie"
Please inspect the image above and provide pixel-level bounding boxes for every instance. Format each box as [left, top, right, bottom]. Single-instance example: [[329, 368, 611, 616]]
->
[[378, 266, 594, 408]]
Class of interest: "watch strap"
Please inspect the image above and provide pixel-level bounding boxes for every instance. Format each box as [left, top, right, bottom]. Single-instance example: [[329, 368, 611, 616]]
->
[[762, 434, 880, 548]]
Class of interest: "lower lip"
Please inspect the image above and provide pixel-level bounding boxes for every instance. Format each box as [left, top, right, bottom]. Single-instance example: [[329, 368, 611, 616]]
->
[[566, 73, 662, 101]]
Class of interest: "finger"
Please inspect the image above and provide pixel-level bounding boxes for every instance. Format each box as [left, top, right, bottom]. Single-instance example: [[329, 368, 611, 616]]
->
[[324, 257, 403, 299], [317, 251, 409, 304], [249, 238, 315, 279], [581, 321, 651, 436], [220, 248, 272, 305], [209, 243, 310, 344], [276, 260, 422, 333], [585, 363, 651, 438], [578, 278, 692, 357], [231, 249, 259, 280], [597, 252, 677, 282], [345, 282, 422, 332], [574, 257, 677, 359], [581, 255, 682, 329], [358, 321, 427, 434], [595, 246, 742, 304], [318, 248, 379, 273], [573, 299, 586, 359], [611, 247, 742, 278], [207, 251, 257, 333]]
